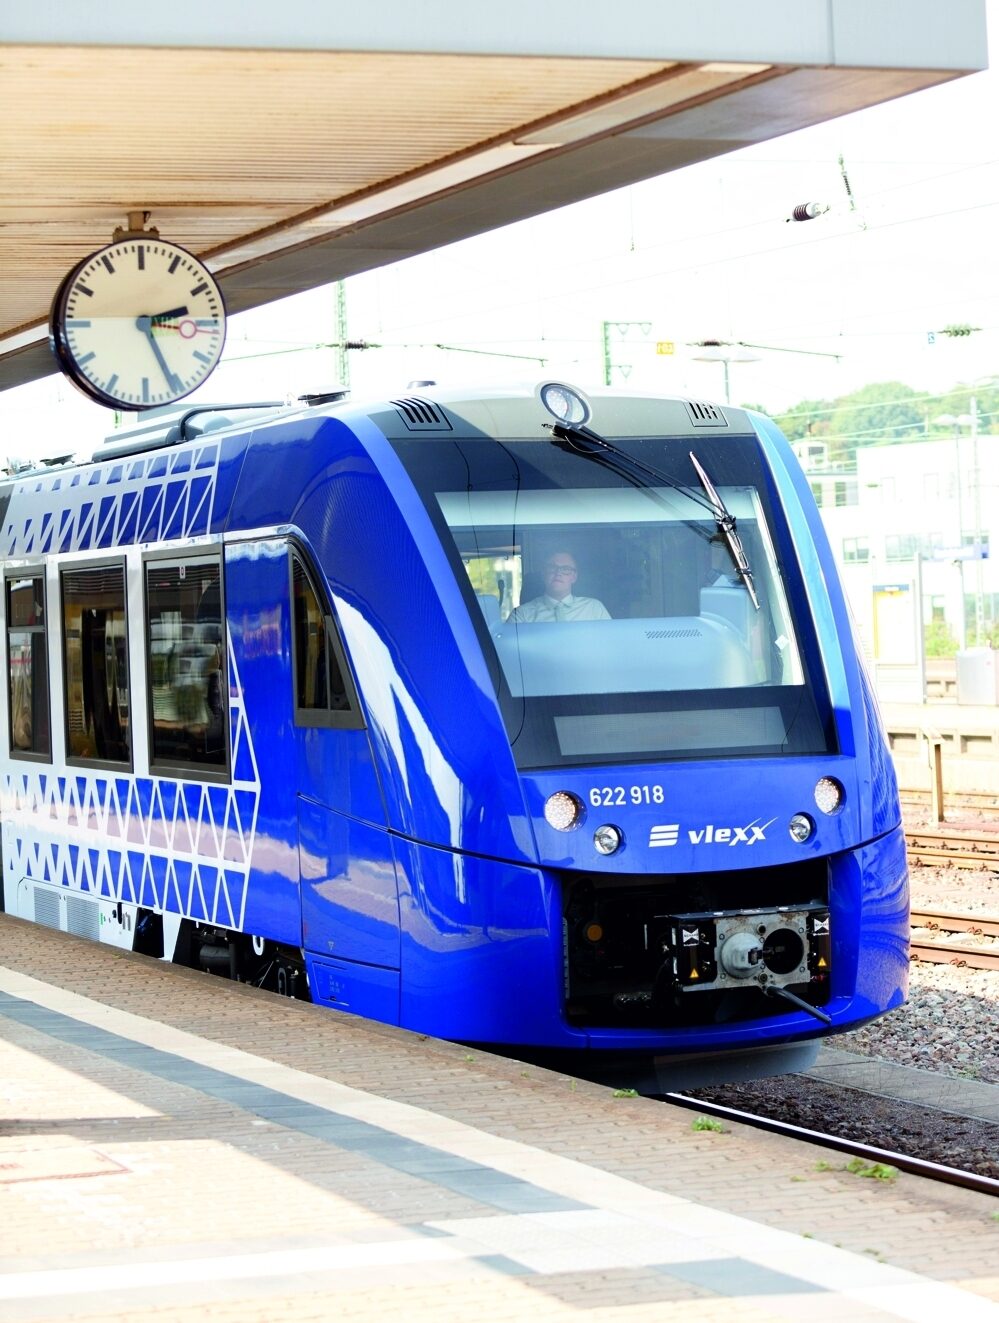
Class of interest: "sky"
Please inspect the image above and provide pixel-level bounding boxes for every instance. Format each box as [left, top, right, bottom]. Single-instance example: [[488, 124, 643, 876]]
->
[[4, 3, 999, 468]]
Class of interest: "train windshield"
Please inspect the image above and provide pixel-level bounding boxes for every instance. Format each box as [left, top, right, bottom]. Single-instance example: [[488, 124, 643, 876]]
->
[[393, 430, 835, 768]]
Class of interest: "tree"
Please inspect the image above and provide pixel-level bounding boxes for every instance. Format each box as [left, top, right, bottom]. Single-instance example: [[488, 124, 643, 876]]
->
[[826, 382, 924, 462], [934, 383, 999, 437], [924, 620, 958, 657], [759, 378, 999, 457], [774, 398, 837, 444]]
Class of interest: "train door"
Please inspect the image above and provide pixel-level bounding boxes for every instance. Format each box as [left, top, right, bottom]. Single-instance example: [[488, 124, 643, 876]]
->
[[287, 547, 401, 1023]]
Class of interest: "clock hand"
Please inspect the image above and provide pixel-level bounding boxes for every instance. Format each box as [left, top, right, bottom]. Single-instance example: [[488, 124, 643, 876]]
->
[[151, 306, 218, 339], [154, 321, 218, 335], [136, 315, 183, 393], [150, 305, 189, 323]]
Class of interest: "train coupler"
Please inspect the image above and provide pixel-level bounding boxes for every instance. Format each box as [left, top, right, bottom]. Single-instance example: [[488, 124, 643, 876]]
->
[[669, 901, 831, 998]]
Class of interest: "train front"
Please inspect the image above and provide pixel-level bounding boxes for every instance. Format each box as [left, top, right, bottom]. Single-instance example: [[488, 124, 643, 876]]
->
[[333, 382, 907, 1084]]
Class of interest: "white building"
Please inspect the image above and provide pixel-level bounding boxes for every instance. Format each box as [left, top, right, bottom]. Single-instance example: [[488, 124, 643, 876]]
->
[[795, 430, 998, 698]]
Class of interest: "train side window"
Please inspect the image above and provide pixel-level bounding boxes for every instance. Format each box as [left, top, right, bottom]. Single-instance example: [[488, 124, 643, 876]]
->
[[5, 572, 51, 760], [290, 553, 363, 729], [62, 563, 131, 767], [145, 558, 228, 775]]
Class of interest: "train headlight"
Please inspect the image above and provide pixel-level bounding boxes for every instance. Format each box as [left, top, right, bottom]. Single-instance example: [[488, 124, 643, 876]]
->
[[814, 776, 845, 814], [789, 813, 814, 843], [537, 381, 592, 427], [544, 791, 584, 831], [593, 824, 623, 855]]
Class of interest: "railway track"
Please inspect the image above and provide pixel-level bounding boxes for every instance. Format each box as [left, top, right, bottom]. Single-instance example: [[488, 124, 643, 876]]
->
[[663, 1093, 999, 1198], [903, 830, 999, 966], [909, 906, 999, 971], [905, 827, 999, 870], [900, 790, 999, 819]]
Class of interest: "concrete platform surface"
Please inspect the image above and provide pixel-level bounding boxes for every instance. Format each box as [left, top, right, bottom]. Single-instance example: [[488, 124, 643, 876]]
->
[[1, 914, 997, 1323], [808, 1047, 999, 1124]]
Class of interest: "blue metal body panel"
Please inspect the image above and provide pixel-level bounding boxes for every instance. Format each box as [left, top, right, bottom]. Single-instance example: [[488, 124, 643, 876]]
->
[[392, 836, 568, 1044], [307, 954, 401, 1025], [224, 538, 302, 948], [299, 800, 400, 969], [0, 385, 908, 1068], [227, 413, 536, 864]]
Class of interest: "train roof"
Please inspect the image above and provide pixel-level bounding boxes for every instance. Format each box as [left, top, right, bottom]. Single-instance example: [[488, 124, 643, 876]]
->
[[2, 382, 755, 482]]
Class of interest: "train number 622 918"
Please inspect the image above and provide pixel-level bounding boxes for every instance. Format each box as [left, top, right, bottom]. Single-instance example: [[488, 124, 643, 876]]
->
[[588, 785, 665, 807]]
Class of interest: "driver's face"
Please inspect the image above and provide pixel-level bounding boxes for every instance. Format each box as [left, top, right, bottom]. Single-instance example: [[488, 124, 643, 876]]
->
[[544, 556, 578, 600]]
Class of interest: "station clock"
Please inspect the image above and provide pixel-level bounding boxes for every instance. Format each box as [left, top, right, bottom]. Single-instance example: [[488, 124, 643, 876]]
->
[[50, 235, 226, 411]]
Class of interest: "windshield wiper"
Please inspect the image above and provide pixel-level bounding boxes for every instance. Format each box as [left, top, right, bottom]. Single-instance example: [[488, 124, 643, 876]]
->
[[688, 452, 760, 610], [548, 421, 719, 532], [549, 422, 761, 609]]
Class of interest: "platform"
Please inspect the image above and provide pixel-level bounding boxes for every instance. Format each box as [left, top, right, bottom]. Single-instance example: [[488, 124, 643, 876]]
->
[[1, 914, 996, 1322], [881, 698, 999, 798], [807, 1047, 999, 1125]]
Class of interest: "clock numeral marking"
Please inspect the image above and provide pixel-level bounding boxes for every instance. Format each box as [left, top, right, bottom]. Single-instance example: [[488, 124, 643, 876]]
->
[[142, 377, 150, 403], [189, 281, 208, 296], [137, 246, 145, 270], [101, 255, 115, 274], [193, 350, 214, 364], [65, 319, 91, 328], [168, 255, 181, 275], [76, 351, 97, 366], [77, 283, 94, 298], [106, 374, 119, 394]]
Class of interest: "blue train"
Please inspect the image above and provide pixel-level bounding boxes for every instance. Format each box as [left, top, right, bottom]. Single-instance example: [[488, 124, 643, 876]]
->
[[0, 381, 907, 1086]]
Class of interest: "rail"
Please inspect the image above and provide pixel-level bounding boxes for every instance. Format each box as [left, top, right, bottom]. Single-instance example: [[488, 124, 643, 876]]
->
[[662, 1094, 999, 1198], [909, 906, 999, 971], [905, 828, 999, 870], [901, 822, 999, 967], [901, 789, 999, 819]]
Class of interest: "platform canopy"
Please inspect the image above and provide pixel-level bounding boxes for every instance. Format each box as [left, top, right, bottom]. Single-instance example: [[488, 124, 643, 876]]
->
[[0, 0, 988, 393]]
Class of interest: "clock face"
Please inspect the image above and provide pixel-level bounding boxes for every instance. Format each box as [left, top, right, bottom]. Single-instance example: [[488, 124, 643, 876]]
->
[[50, 238, 227, 410]]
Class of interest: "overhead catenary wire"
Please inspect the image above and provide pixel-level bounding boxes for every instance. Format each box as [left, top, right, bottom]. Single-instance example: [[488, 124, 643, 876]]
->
[[221, 317, 999, 367], [370, 191, 999, 342], [216, 332, 999, 440], [221, 339, 550, 366]]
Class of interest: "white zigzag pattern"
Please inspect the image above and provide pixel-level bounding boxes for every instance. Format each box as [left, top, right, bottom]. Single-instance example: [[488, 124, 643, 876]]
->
[[1, 635, 260, 929], [3, 442, 221, 557], [2, 444, 262, 930]]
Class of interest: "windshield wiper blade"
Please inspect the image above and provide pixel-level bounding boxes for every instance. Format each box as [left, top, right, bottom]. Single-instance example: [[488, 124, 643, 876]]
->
[[688, 452, 760, 610], [549, 422, 719, 522]]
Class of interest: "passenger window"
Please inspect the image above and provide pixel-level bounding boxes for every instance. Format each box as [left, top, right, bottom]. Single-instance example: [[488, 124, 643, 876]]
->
[[5, 573, 51, 759], [62, 564, 131, 765], [145, 559, 227, 773], [291, 553, 362, 727]]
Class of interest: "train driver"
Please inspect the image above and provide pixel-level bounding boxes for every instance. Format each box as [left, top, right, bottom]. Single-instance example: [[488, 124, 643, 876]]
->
[[508, 550, 610, 623]]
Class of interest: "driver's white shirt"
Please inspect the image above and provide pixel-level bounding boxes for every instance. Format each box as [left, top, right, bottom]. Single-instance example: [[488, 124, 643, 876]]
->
[[508, 593, 610, 623]]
